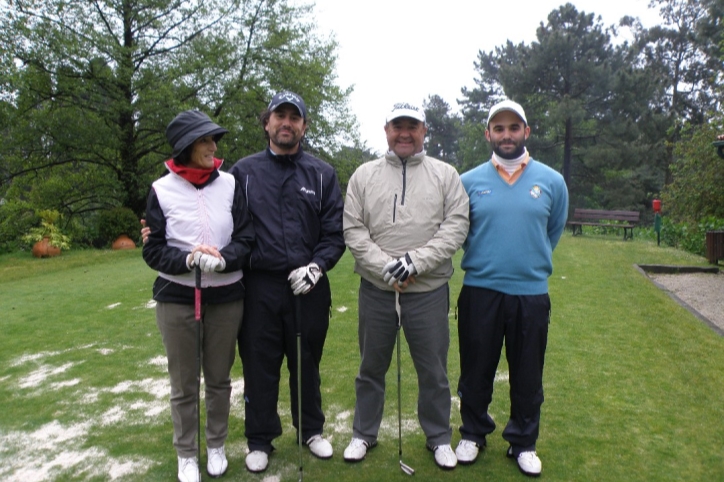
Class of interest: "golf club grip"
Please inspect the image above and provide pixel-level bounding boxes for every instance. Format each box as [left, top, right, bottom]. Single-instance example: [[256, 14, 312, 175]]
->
[[195, 267, 201, 321], [295, 294, 303, 335]]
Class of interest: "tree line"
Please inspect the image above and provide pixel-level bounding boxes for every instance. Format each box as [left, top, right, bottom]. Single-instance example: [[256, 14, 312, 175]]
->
[[423, 0, 723, 225], [0, 0, 722, 253]]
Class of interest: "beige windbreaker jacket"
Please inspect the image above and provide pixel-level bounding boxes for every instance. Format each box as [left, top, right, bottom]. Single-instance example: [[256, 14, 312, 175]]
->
[[343, 151, 470, 292]]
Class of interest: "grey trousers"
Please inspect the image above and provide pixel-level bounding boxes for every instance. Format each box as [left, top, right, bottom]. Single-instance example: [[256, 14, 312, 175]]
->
[[352, 279, 452, 446], [156, 299, 243, 458]]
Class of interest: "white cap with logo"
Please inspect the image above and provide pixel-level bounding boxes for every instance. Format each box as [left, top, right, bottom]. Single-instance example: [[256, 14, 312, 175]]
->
[[386, 102, 426, 124], [487, 99, 527, 126]]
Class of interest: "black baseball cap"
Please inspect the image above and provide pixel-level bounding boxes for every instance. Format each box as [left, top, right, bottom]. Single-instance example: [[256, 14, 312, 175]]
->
[[268, 91, 307, 119]]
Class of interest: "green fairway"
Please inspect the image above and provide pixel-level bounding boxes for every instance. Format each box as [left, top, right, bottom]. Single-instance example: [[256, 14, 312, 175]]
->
[[1, 235, 722, 481]]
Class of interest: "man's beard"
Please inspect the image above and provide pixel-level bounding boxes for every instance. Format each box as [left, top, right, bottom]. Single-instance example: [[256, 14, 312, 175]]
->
[[270, 129, 302, 150], [492, 140, 526, 160]]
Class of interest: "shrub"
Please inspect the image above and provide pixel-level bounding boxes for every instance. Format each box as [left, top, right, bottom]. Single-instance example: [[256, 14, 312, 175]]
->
[[21, 209, 71, 250], [654, 216, 724, 257], [0, 199, 36, 253], [96, 207, 141, 247]]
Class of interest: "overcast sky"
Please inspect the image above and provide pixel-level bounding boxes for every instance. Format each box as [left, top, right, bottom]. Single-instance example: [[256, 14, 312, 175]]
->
[[304, 0, 663, 155]]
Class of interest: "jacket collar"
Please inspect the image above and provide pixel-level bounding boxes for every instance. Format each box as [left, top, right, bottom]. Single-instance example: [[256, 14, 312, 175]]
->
[[384, 150, 426, 166], [266, 146, 304, 163]]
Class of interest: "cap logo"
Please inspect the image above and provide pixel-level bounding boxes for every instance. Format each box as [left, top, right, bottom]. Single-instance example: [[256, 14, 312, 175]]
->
[[278, 92, 302, 103], [392, 102, 421, 114]]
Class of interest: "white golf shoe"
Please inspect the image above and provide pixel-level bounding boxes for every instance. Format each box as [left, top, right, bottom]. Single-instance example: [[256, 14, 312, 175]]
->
[[206, 446, 227, 477], [245, 450, 269, 473], [427, 443, 457, 469], [455, 439, 481, 465], [508, 446, 542, 477], [177, 456, 200, 482], [305, 434, 333, 459], [343, 437, 376, 462]]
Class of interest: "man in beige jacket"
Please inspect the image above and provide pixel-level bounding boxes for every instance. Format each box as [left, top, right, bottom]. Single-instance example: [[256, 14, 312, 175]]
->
[[342, 101, 469, 470]]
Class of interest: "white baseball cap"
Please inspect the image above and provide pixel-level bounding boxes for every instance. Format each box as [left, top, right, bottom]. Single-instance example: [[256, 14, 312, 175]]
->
[[487, 99, 527, 126], [386, 102, 426, 123]]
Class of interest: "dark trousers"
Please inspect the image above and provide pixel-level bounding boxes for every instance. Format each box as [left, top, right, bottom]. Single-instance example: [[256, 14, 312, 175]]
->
[[238, 271, 331, 453], [456, 285, 550, 454]]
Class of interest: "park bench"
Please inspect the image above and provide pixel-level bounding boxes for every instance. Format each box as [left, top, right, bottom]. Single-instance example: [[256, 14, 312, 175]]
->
[[567, 208, 640, 241]]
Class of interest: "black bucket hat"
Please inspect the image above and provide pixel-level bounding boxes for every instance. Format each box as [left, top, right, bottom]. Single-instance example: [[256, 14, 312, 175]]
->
[[166, 110, 229, 159]]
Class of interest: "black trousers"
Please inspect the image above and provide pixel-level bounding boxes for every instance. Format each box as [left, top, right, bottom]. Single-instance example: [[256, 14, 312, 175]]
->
[[238, 270, 331, 453], [456, 285, 550, 454]]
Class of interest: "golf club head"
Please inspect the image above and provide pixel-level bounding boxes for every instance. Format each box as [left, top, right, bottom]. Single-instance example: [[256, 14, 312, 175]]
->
[[400, 461, 415, 475]]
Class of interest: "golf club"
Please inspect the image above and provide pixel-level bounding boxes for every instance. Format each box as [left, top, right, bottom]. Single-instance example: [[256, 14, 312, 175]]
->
[[396, 291, 415, 476], [295, 295, 304, 482], [194, 267, 203, 480]]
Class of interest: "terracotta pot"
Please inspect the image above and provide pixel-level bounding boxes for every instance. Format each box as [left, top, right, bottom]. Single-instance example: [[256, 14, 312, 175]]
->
[[112, 234, 136, 250], [32, 237, 61, 258]]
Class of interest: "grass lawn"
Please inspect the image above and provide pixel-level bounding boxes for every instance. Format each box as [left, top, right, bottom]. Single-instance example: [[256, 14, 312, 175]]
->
[[0, 234, 722, 481]]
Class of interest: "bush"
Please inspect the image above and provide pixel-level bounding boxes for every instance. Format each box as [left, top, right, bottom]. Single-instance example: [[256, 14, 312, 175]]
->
[[654, 216, 724, 257], [0, 199, 36, 253], [96, 207, 141, 247], [662, 120, 724, 222], [21, 209, 71, 250]]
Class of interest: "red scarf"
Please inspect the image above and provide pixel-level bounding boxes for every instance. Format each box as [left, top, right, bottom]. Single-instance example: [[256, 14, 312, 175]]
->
[[165, 158, 222, 185]]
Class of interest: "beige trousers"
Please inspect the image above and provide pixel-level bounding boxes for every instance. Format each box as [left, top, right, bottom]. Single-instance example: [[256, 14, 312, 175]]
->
[[156, 299, 243, 457]]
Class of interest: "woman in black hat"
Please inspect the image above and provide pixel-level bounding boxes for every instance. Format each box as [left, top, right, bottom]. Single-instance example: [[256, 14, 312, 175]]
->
[[143, 110, 254, 482]]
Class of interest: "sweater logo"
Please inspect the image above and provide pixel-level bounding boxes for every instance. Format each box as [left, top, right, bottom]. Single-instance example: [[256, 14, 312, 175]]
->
[[474, 189, 492, 196], [300, 186, 316, 196], [530, 185, 542, 199]]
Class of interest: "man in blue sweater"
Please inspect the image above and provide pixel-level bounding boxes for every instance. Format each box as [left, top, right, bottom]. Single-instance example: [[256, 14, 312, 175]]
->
[[453, 100, 568, 477]]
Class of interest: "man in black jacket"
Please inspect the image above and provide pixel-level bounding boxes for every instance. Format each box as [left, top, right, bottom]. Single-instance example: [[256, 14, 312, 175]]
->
[[229, 91, 345, 473]]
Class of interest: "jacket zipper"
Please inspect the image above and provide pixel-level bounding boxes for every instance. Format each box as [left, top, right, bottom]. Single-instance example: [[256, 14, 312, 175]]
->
[[244, 174, 253, 270], [401, 159, 407, 205], [393, 194, 397, 223]]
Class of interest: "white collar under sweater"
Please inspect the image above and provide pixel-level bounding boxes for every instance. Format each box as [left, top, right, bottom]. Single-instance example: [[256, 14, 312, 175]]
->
[[492, 148, 529, 175]]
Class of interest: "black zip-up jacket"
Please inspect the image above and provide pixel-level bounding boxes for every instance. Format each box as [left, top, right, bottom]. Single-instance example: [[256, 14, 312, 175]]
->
[[228, 147, 345, 274]]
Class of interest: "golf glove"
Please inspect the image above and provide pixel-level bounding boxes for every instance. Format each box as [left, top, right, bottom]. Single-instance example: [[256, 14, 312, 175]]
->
[[288, 263, 323, 295], [189, 251, 226, 273], [382, 253, 416, 285]]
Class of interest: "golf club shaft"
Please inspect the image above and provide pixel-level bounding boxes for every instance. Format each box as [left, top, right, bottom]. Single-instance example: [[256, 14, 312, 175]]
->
[[195, 267, 202, 479], [295, 296, 303, 482], [396, 291, 402, 457], [395, 291, 414, 475]]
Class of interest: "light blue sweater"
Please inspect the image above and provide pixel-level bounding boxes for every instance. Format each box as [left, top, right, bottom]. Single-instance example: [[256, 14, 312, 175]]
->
[[460, 159, 569, 295]]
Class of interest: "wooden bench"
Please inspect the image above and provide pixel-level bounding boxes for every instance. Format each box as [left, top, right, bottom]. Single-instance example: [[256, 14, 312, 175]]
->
[[567, 209, 640, 241]]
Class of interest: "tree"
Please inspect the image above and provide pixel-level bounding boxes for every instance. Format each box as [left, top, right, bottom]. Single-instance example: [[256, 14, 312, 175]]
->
[[423, 95, 462, 166], [458, 3, 677, 211], [0, 0, 355, 234], [625, 0, 723, 184], [662, 119, 724, 222]]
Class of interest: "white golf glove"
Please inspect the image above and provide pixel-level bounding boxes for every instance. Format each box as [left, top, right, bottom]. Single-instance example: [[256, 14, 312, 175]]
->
[[288, 263, 323, 295], [382, 253, 416, 285], [188, 251, 226, 273]]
